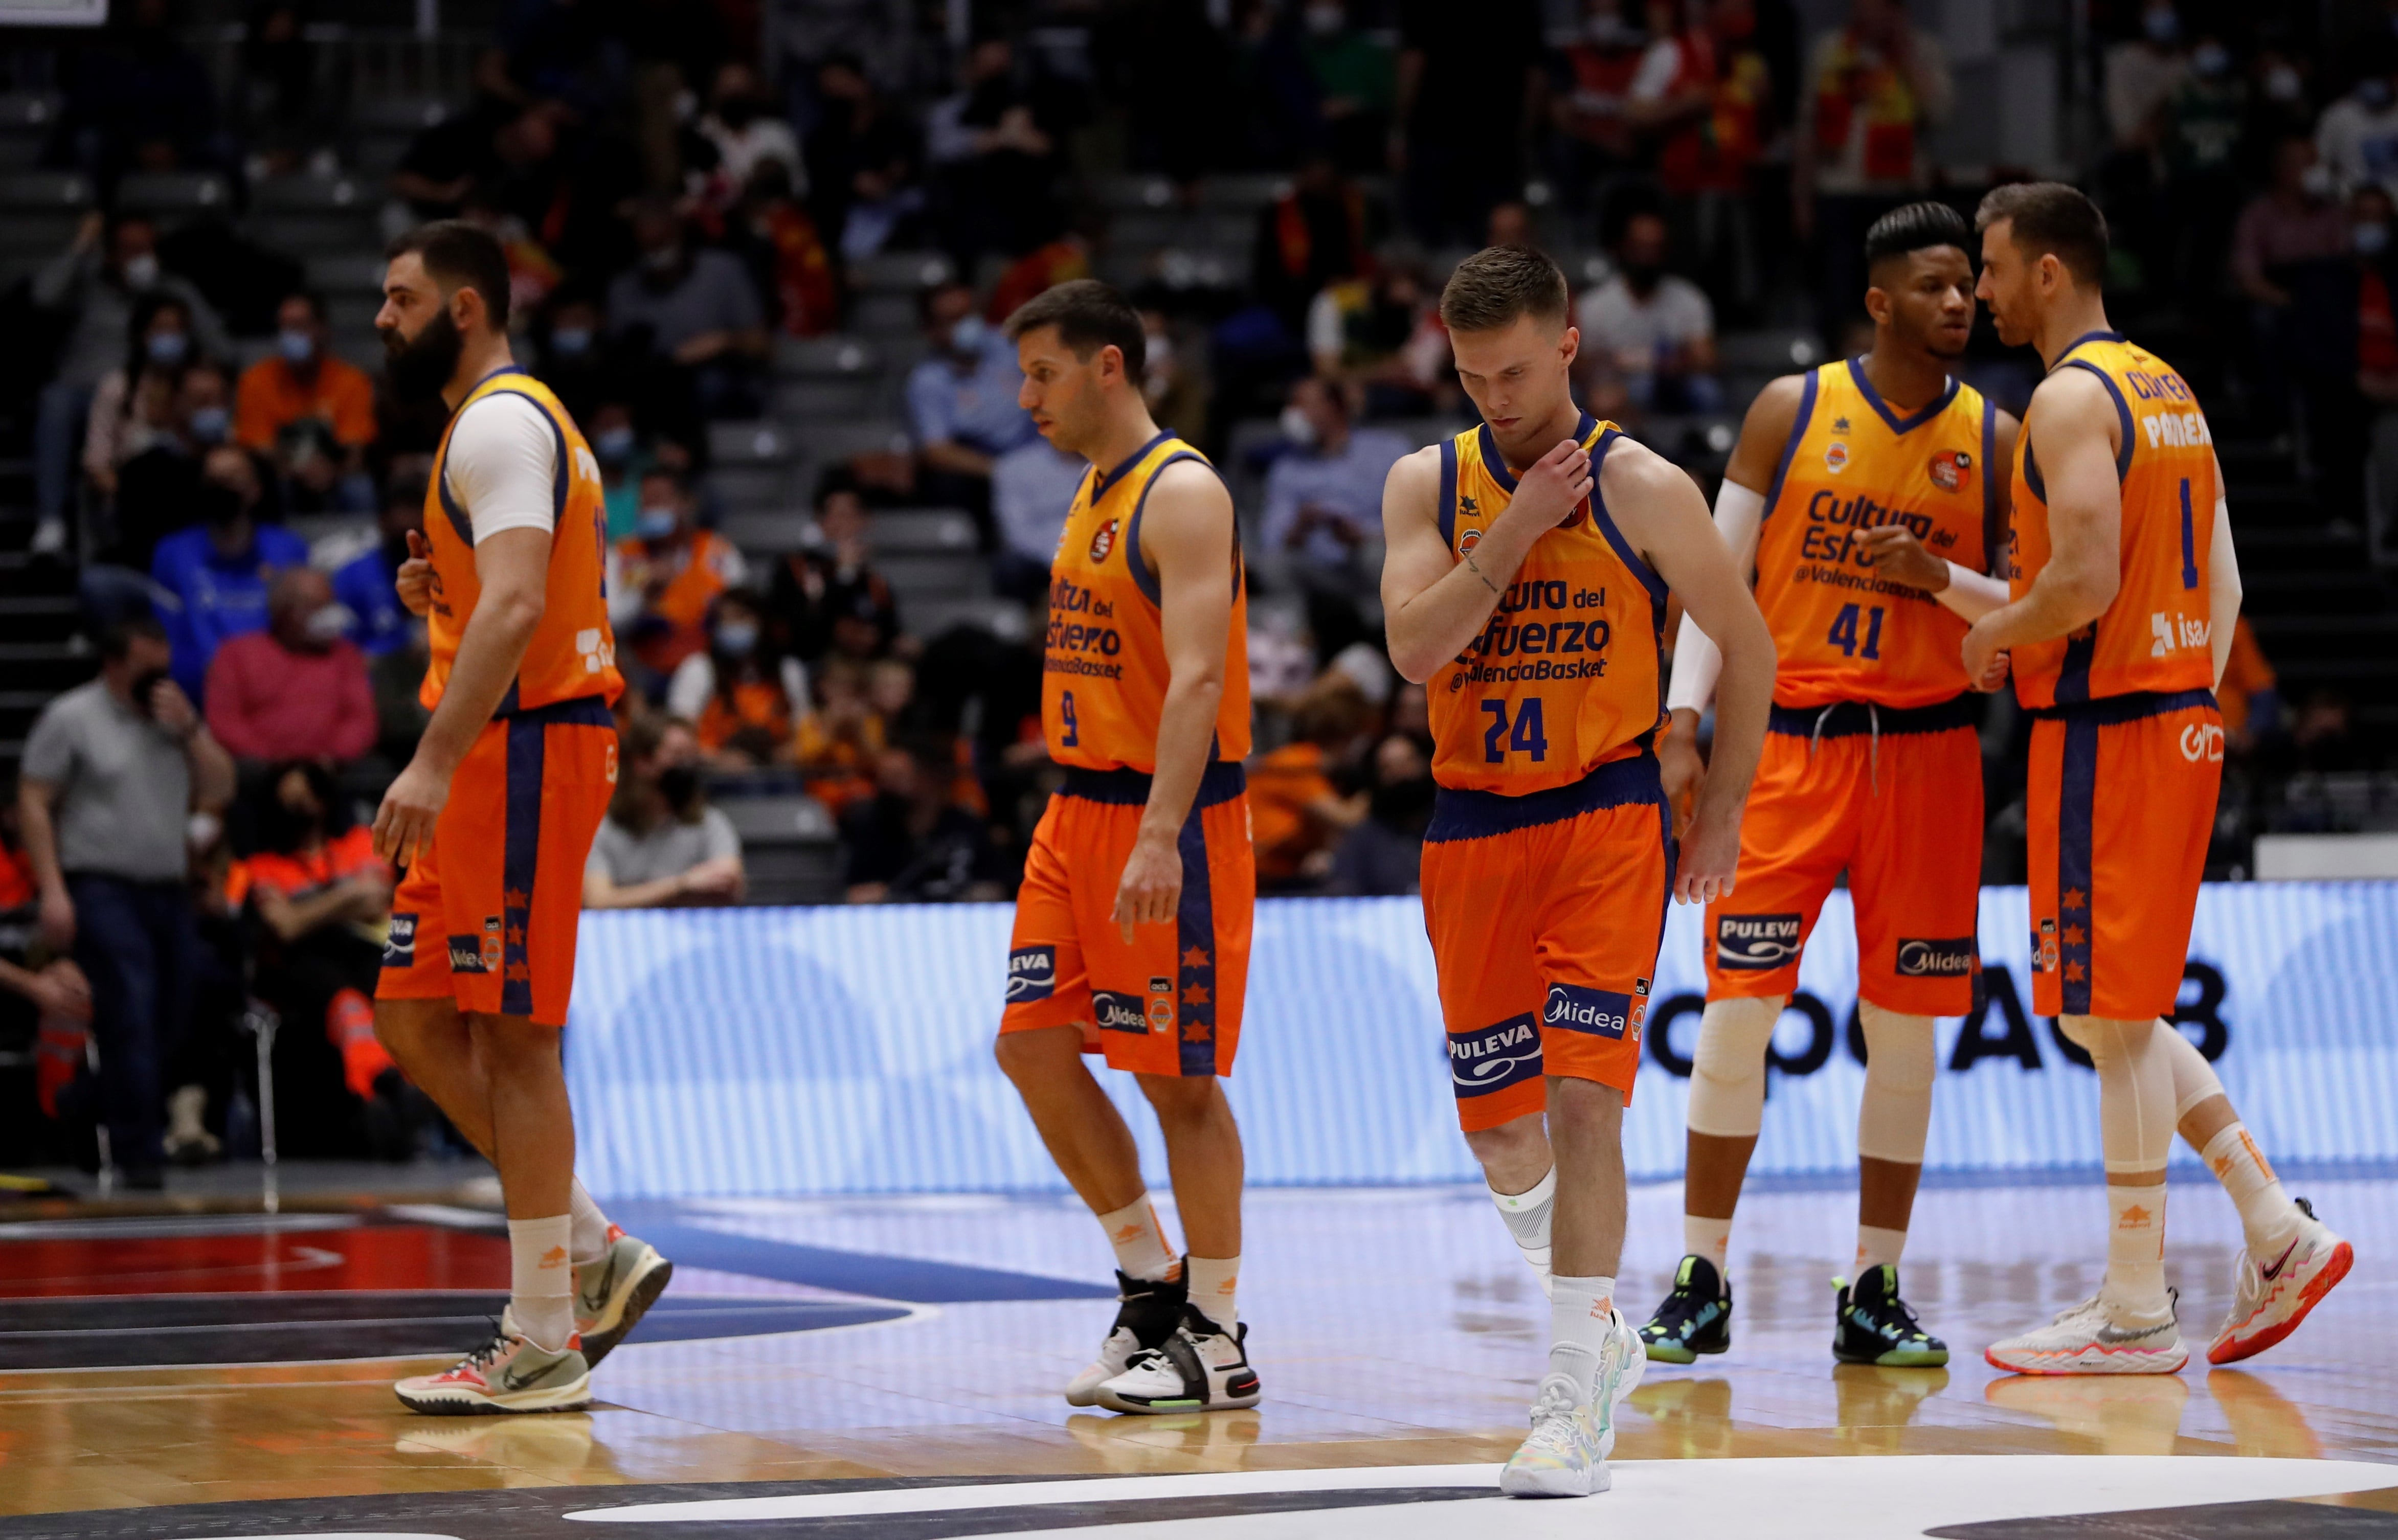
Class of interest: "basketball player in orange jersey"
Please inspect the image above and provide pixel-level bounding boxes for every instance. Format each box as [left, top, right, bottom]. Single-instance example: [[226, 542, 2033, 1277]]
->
[[993, 280, 1261, 1415], [1963, 184, 2349, 1374], [368, 223, 671, 1414], [1381, 246, 1775, 1497], [1635, 202, 2009, 1373]]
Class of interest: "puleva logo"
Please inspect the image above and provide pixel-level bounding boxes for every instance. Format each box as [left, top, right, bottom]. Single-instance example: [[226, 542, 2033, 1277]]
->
[[1092, 990, 1148, 1034], [1543, 983, 1635, 1040], [1449, 1013, 1542, 1095], [1088, 517, 1119, 564], [383, 913, 416, 967], [1895, 937, 1977, 978], [1716, 913, 1803, 970], [1005, 946, 1056, 1003]]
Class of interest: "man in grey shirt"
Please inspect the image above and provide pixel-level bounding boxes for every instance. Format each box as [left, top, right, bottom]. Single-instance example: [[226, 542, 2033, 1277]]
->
[[18, 616, 235, 1185], [582, 716, 747, 908], [605, 199, 769, 421]]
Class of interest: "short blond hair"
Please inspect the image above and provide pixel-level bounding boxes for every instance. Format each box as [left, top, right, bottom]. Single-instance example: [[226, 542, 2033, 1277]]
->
[[1439, 245, 1569, 334]]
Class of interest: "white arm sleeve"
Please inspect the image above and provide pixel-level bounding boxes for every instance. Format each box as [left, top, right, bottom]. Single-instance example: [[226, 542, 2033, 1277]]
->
[[443, 392, 559, 544], [1934, 561, 2011, 620], [2209, 493, 2240, 688], [1665, 479, 1765, 714]]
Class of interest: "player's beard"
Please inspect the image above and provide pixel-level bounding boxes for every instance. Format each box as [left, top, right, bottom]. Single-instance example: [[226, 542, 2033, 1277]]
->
[[383, 309, 463, 404]]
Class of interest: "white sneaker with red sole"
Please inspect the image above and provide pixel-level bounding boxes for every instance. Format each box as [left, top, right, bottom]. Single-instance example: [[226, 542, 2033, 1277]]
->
[[395, 1329, 591, 1415], [2206, 1196, 2352, 1366]]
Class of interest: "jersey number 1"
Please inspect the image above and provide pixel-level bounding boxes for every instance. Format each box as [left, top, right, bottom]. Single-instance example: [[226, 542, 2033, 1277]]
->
[[1482, 696, 1548, 763], [1827, 603, 1884, 660]]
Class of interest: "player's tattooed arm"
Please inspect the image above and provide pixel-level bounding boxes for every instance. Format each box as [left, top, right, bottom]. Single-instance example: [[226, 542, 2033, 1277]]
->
[[1379, 436, 1591, 683], [1603, 438, 1775, 907], [1115, 458, 1238, 941], [1962, 370, 2121, 690]]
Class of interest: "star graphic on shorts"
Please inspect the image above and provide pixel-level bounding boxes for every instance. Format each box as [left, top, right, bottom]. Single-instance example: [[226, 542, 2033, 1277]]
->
[[1182, 984, 1211, 1006], [504, 887, 532, 910], [505, 962, 531, 982], [2064, 961, 2087, 983], [2060, 887, 2088, 911], [1181, 946, 1210, 969], [1181, 1021, 1209, 1043], [2061, 924, 2087, 947], [506, 925, 526, 948]]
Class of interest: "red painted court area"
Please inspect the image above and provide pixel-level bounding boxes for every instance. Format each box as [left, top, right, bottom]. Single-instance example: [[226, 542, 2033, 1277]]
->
[[0, 1223, 510, 1297]]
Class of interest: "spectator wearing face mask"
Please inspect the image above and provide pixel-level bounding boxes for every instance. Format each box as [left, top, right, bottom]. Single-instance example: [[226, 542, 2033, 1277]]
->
[[840, 733, 1006, 903], [666, 588, 811, 769], [149, 444, 308, 699], [696, 61, 802, 199], [2318, 48, 2398, 202], [612, 465, 748, 685], [79, 354, 237, 633], [583, 715, 747, 909], [607, 196, 771, 423], [1260, 374, 1409, 659], [1575, 206, 1721, 416], [332, 471, 428, 659], [898, 280, 1038, 533], [235, 292, 376, 467], [82, 293, 203, 504], [30, 211, 229, 553], [203, 567, 376, 767]]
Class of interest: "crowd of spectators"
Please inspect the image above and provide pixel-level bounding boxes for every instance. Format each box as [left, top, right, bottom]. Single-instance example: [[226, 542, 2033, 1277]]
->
[[3, 0, 2394, 1178]]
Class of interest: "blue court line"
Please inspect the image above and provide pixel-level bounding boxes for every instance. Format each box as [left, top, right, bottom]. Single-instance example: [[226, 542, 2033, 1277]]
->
[[607, 1210, 1116, 1304], [621, 1297, 910, 1346]]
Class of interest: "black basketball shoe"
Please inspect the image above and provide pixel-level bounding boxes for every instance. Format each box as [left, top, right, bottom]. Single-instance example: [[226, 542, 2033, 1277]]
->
[[1639, 1254, 1733, 1364], [1065, 1269, 1189, 1406], [1832, 1263, 1949, 1367]]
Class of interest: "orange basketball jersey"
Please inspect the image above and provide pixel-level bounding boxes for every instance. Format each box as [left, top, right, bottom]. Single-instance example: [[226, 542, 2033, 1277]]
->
[[420, 367, 622, 715], [1428, 416, 1666, 793], [1041, 431, 1250, 772], [2008, 332, 2217, 708], [1758, 359, 1999, 709]]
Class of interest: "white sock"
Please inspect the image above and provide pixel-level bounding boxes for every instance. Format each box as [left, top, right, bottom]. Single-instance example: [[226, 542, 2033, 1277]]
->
[[1488, 1165, 1556, 1288], [1095, 1194, 1177, 1281], [2102, 1185, 2169, 1319], [508, 1214, 575, 1351], [2201, 1123, 2302, 1258], [1185, 1254, 1240, 1330], [569, 1180, 612, 1265], [1548, 1274, 1618, 1402], [1855, 1224, 1908, 1273], [1684, 1213, 1732, 1281]]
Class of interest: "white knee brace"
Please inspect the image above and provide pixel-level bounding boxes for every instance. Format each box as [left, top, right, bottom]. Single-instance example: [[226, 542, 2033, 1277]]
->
[[2158, 1020, 2225, 1121], [2058, 1014, 2177, 1174], [1855, 1002, 1936, 1164], [1686, 995, 1784, 1139]]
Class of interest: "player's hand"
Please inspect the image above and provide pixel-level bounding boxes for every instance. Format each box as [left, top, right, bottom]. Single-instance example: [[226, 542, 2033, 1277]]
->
[[1961, 617, 2010, 694], [1675, 802, 1740, 907], [1112, 829, 1183, 944], [1856, 526, 1948, 593], [25, 958, 91, 1022], [149, 677, 199, 739], [396, 529, 436, 617], [1504, 437, 1594, 533], [372, 755, 451, 866], [1659, 709, 1706, 841]]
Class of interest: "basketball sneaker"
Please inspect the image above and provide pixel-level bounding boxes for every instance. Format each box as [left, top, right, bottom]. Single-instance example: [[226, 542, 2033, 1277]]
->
[[2207, 1196, 2352, 1366], [574, 1228, 674, 1367], [1984, 1290, 2188, 1376], [1832, 1264, 1948, 1367], [1499, 1306, 1644, 1498], [1093, 1304, 1261, 1414], [1637, 1254, 1732, 1364], [394, 1328, 591, 1415], [1066, 1269, 1188, 1407]]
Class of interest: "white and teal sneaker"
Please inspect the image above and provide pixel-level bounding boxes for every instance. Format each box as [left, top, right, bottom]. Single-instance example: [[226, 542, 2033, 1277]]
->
[[574, 1227, 674, 1367], [1499, 1307, 1644, 1498]]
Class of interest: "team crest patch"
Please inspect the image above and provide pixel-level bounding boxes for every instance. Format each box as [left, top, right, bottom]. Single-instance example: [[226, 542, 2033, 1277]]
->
[[1148, 976, 1176, 1032], [480, 916, 504, 973], [1929, 449, 1973, 492], [1559, 495, 1588, 530], [1825, 441, 1850, 474], [1458, 526, 1483, 554], [1088, 517, 1119, 564]]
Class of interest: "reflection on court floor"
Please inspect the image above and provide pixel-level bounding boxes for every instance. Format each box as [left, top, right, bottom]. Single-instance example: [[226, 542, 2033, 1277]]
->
[[0, 1174, 2392, 1527]]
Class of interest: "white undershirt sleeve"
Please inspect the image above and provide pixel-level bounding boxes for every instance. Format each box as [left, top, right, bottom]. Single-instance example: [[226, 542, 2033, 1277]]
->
[[1933, 561, 2010, 620], [442, 392, 561, 545], [1665, 479, 1765, 715], [2209, 493, 2240, 687]]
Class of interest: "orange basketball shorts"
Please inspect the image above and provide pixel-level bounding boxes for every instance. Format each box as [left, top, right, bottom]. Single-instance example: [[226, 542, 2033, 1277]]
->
[[1421, 753, 1674, 1133], [1705, 697, 1984, 1015], [2027, 688, 2221, 1020], [378, 697, 617, 1027], [1000, 762, 1254, 1077]]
